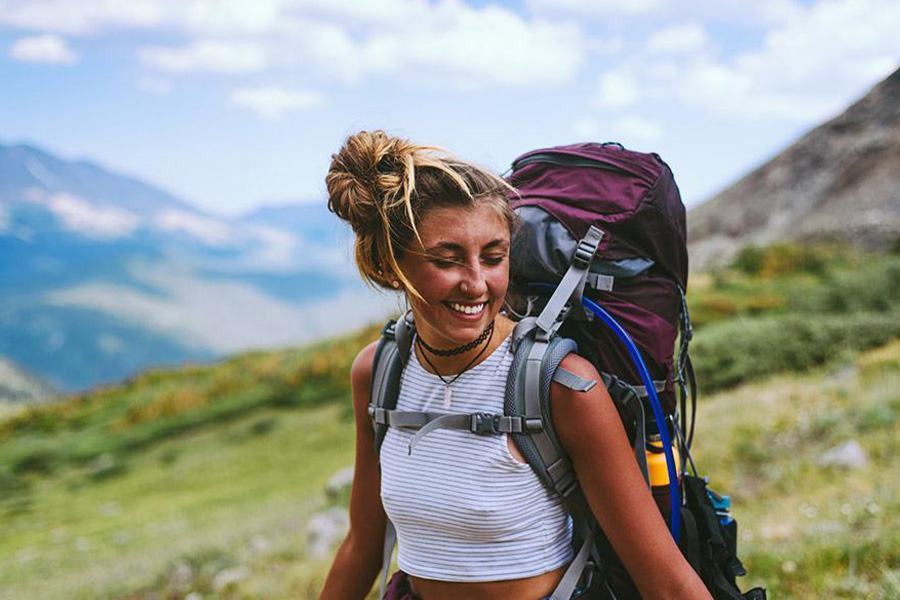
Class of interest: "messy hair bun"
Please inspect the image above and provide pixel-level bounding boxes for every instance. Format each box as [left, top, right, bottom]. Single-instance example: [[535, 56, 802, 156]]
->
[[326, 130, 514, 297]]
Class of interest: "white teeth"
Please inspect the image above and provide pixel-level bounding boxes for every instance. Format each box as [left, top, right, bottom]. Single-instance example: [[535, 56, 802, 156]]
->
[[449, 302, 485, 315]]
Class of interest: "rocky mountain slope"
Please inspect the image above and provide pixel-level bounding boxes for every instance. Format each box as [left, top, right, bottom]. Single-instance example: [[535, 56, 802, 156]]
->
[[689, 66, 900, 270]]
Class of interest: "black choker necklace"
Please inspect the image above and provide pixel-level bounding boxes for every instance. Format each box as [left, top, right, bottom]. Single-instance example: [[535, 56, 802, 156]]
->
[[416, 322, 495, 409], [417, 320, 495, 357]]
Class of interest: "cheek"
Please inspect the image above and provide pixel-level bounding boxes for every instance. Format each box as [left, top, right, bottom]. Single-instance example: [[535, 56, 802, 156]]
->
[[487, 266, 510, 297]]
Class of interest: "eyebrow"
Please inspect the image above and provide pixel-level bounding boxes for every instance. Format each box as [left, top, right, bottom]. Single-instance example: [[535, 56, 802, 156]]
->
[[425, 239, 509, 253]]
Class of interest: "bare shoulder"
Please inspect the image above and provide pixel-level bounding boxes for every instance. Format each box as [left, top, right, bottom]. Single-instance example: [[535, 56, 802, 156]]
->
[[558, 352, 601, 382], [550, 352, 620, 458], [350, 340, 380, 390], [550, 353, 607, 406]]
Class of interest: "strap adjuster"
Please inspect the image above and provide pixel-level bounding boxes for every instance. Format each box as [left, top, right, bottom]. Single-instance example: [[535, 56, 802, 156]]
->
[[572, 226, 603, 269], [470, 412, 501, 435], [524, 417, 544, 432]]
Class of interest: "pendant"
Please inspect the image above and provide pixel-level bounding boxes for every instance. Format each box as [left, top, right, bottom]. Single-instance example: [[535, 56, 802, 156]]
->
[[443, 385, 452, 409]]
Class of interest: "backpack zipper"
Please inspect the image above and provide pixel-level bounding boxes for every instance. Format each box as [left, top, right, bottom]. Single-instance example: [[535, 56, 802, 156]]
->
[[512, 152, 632, 175]]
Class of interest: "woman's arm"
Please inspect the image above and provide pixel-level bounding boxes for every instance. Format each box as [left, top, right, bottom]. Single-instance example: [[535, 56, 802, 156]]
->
[[551, 354, 712, 600], [319, 341, 387, 600]]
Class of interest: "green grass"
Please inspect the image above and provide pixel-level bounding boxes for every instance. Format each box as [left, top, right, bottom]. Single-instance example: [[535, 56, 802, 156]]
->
[[692, 343, 900, 599], [0, 403, 355, 599]]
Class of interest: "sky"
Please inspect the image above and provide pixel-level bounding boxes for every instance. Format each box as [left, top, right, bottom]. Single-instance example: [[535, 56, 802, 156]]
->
[[0, 0, 898, 218]]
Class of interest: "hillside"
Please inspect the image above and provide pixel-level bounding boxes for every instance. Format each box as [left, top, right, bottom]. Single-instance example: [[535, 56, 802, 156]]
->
[[1, 244, 899, 599], [689, 66, 900, 270]]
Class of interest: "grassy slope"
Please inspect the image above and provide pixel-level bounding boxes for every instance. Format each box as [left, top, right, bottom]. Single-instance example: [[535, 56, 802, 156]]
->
[[2, 244, 899, 599], [694, 341, 900, 599]]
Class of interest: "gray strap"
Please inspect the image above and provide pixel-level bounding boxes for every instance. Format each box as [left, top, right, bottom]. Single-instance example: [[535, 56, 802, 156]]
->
[[378, 411, 526, 455], [524, 340, 575, 495], [535, 226, 604, 337], [380, 519, 396, 599], [394, 311, 414, 366], [585, 272, 615, 291], [633, 379, 667, 398], [551, 367, 597, 392], [511, 316, 538, 353], [408, 413, 471, 454], [625, 391, 650, 487], [549, 526, 597, 600]]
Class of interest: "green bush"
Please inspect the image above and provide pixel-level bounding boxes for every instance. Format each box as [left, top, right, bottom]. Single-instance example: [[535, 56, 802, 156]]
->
[[786, 258, 900, 315], [11, 448, 61, 475], [691, 310, 900, 391], [731, 242, 832, 277]]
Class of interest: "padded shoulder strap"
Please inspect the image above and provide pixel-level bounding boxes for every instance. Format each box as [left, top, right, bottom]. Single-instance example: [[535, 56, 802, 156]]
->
[[370, 312, 416, 456]]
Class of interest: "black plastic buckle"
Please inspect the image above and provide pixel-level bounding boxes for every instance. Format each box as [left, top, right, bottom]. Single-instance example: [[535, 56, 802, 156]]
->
[[573, 242, 595, 269], [470, 412, 501, 435]]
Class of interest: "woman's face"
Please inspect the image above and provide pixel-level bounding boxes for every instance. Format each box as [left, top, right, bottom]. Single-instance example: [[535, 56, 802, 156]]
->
[[397, 203, 510, 348]]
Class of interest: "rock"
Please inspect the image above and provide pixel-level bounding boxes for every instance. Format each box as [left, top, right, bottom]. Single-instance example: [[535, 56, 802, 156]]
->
[[307, 507, 349, 559], [185, 593, 203, 600], [212, 566, 248, 592], [325, 466, 354, 500], [818, 439, 868, 469], [250, 534, 270, 553], [169, 559, 194, 588]]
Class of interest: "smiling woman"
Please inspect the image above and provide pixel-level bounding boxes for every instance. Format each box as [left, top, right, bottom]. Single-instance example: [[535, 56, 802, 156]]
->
[[318, 131, 711, 600]]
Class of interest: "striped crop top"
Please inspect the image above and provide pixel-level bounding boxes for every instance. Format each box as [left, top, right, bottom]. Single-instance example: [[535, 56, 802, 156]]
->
[[379, 333, 573, 582]]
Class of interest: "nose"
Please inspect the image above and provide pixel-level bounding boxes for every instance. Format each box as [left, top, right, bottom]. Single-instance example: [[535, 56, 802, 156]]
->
[[461, 263, 488, 298]]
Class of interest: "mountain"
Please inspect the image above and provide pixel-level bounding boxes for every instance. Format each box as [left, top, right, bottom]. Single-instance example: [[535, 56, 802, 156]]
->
[[0, 143, 395, 393], [688, 66, 900, 270], [0, 354, 55, 405]]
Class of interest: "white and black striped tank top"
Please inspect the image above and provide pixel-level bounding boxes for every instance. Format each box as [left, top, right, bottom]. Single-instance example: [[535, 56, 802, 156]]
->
[[380, 334, 573, 582]]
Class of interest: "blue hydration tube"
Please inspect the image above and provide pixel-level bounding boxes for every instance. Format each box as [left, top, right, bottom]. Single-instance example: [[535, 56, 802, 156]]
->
[[581, 296, 681, 543], [529, 282, 680, 542]]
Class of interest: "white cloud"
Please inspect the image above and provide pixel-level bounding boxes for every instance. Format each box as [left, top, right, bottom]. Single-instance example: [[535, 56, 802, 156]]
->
[[647, 23, 707, 55], [135, 77, 172, 95], [9, 34, 79, 64], [45, 193, 141, 239], [527, 0, 662, 17], [596, 69, 640, 109], [663, 0, 900, 121], [612, 116, 662, 142], [2, 0, 587, 90], [228, 86, 323, 120], [527, 0, 803, 26], [139, 40, 268, 74], [0, 0, 163, 34], [154, 209, 232, 245]]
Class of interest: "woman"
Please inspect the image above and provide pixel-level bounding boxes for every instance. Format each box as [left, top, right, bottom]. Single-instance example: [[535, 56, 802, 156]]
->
[[319, 131, 711, 600]]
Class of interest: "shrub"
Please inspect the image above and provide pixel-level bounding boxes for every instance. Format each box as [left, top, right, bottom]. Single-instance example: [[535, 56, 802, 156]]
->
[[691, 310, 900, 392], [11, 448, 60, 475]]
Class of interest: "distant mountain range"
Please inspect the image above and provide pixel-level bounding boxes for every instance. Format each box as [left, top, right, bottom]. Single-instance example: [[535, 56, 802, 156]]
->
[[689, 66, 900, 270], [0, 143, 395, 398]]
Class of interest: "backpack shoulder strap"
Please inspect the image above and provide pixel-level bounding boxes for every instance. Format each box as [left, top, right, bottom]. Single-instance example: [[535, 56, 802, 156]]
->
[[369, 312, 415, 456], [369, 313, 415, 599]]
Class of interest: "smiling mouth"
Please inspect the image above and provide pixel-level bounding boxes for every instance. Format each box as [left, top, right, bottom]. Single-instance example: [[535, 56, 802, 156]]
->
[[445, 301, 486, 315]]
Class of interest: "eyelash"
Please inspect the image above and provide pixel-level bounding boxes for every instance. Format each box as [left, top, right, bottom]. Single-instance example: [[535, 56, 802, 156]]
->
[[431, 256, 506, 268]]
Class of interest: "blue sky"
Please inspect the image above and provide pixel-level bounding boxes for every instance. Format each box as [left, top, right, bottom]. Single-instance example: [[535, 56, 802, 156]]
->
[[0, 0, 897, 217]]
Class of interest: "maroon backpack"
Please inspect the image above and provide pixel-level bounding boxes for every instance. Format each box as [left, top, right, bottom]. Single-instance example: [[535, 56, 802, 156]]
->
[[507, 141, 693, 424]]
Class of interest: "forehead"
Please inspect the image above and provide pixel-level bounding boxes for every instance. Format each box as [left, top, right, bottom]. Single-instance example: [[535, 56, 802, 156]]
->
[[417, 204, 510, 250]]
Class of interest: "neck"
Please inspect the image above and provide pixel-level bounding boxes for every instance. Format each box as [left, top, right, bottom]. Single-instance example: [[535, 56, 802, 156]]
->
[[415, 315, 513, 376]]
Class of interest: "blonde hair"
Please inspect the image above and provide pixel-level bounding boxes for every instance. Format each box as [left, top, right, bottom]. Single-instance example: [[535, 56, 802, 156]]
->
[[326, 130, 515, 299]]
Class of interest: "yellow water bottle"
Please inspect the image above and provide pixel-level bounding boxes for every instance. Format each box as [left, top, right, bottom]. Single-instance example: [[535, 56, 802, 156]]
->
[[646, 434, 680, 521]]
